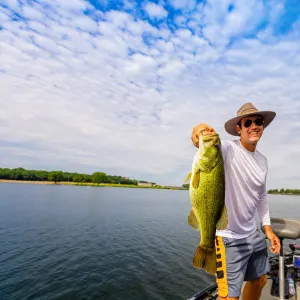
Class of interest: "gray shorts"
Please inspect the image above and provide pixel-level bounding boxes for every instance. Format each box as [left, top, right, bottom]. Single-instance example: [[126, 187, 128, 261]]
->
[[215, 229, 269, 298]]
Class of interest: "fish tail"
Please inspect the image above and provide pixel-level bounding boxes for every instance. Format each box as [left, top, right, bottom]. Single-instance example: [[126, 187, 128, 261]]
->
[[193, 245, 216, 274]]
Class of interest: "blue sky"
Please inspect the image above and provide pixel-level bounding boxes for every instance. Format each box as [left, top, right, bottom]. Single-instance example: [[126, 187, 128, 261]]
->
[[0, 0, 300, 188]]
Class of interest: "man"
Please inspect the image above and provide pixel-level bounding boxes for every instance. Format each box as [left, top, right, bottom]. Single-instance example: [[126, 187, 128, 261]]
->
[[191, 103, 280, 300]]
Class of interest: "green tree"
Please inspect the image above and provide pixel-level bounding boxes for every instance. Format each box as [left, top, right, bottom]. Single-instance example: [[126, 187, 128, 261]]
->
[[48, 171, 64, 183], [83, 174, 91, 183], [63, 172, 73, 182], [11, 168, 25, 180], [0, 168, 11, 179], [73, 174, 84, 184], [91, 172, 107, 183], [0, 167, 145, 188]]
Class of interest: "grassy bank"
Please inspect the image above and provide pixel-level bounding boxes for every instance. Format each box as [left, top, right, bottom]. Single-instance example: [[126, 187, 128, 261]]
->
[[267, 192, 300, 196], [0, 179, 188, 190]]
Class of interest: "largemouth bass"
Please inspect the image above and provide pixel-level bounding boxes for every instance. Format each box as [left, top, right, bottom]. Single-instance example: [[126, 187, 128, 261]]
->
[[186, 132, 227, 274]]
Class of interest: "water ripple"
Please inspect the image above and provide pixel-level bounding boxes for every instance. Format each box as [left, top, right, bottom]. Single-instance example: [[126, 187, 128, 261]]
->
[[0, 184, 299, 300]]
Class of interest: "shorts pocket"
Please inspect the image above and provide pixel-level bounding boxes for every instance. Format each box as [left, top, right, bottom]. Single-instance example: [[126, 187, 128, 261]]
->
[[223, 237, 234, 247], [258, 230, 267, 241]]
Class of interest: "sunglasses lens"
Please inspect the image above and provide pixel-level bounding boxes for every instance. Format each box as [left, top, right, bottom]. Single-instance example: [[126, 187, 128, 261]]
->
[[255, 119, 263, 126], [243, 119, 264, 128], [244, 120, 252, 128]]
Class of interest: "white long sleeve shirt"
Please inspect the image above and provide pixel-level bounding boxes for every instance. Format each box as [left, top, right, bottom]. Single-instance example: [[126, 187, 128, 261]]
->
[[193, 139, 271, 239]]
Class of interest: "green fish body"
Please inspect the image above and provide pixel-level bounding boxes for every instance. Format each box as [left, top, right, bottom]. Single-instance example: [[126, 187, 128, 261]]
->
[[186, 133, 227, 274]]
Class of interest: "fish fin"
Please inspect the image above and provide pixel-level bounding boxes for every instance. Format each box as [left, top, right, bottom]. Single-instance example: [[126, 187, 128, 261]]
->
[[193, 245, 216, 274], [188, 208, 199, 230], [184, 172, 192, 184], [191, 171, 200, 189], [216, 205, 228, 230]]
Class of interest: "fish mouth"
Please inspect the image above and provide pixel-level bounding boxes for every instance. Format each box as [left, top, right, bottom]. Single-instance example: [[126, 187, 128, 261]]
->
[[202, 133, 219, 142]]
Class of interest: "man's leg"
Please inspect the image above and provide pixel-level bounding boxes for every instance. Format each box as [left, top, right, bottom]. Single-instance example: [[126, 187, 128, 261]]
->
[[217, 274, 267, 300], [243, 230, 269, 300], [215, 236, 250, 299], [242, 274, 267, 300]]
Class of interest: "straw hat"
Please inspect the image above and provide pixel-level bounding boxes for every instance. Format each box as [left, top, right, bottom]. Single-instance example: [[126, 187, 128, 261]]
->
[[224, 103, 276, 136]]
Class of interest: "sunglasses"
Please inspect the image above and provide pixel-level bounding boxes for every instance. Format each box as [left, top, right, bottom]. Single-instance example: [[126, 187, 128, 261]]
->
[[242, 118, 264, 128]]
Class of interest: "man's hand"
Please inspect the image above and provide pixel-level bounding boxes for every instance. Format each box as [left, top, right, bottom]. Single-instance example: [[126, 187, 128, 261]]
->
[[264, 226, 281, 254], [191, 123, 216, 148]]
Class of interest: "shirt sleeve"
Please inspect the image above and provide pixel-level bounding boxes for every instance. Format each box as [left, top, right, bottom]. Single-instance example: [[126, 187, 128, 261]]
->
[[221, 140, 233, 164], [257, 182, 271, 226]]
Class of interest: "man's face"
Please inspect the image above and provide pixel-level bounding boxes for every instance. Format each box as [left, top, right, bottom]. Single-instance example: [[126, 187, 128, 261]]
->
[[236, 115, 264, 144]]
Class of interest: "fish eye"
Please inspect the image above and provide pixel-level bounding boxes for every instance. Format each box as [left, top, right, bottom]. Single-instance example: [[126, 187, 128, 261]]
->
[[214, 144, 219, 149]]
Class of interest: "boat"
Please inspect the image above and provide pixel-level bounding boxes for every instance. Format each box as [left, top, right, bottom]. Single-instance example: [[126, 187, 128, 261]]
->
[[187, 218, 300, 300]]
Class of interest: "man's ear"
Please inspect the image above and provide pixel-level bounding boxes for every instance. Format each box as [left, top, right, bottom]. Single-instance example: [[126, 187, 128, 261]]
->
[[236, 124, 241, 135]]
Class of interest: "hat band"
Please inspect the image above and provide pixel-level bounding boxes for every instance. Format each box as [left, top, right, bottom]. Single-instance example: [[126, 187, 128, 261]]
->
[[239, 108, 259, 116]]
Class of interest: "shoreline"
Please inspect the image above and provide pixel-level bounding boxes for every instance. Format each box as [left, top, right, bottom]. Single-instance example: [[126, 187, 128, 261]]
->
[[0, 180, 188, 190], [267, 192, 300, 196], [1, 180, 298, 194]]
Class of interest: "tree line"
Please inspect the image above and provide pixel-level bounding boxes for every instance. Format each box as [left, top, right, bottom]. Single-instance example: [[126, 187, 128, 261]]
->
[[180, 185, 300, 193], [0, 168, 138, 185], [268, 189, 300, 195]]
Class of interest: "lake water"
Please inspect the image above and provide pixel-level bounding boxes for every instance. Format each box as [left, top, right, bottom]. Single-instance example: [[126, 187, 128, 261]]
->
[[0, 183, 299, 300]]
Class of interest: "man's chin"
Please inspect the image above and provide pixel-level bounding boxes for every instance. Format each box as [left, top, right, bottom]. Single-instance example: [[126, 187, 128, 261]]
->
[[248, 136, 260, 143]]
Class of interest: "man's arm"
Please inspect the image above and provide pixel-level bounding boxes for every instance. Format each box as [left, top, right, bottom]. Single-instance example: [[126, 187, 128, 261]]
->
[[258, 185, 281, 254], [191, 123, 216, 148], [264, 225, 280, 254]]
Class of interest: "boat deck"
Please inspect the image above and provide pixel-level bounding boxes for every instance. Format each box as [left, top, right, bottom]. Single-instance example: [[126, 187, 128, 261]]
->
[[243, 279, 297, 299], [187, 278, 299, 299]]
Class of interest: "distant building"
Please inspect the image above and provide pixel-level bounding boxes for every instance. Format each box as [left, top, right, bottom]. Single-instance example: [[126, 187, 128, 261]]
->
[[163, 185, 180, 189], [122, 177, 129, 180], [137, 181, 156, 187]]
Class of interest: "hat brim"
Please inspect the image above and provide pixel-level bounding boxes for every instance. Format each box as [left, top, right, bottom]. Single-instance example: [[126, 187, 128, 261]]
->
[[224, 111, 276, 136]]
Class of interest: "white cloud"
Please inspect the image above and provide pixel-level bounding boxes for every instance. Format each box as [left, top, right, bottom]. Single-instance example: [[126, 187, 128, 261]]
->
[[73, 15, 98, 32], [174, 15, 186, 26], [156, 39, 175, 53], [49, 0, 89, 12], [144, 2, 168, 19], [200, 0, 266, 46], [169, 0, 196, 10], [0, 0, 300, 188], [105, 10, 131, 26], [157, 60, 186, 77], [2, 0, 19, 11], [22, 5, 45, 20], [123, 53, 158, 80], [0, 11, 9, 24], [176, 28, 192, 39]]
